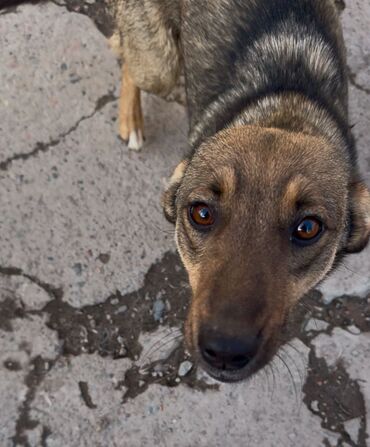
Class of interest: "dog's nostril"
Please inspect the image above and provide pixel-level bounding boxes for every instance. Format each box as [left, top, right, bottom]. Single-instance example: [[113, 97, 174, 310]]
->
[[199, 332, 261, 371], [232, 354, 248, 363]]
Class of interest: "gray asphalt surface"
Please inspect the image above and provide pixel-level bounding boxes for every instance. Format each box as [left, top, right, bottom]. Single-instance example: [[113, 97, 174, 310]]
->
[[0, 1, 369, 446]]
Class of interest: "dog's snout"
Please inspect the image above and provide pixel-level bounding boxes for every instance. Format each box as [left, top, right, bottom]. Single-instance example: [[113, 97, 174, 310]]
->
[[199, 330, 261, 371]]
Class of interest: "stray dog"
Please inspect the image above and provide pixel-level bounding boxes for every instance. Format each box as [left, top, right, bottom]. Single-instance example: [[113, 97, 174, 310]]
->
[[112, 0, 370, 382]]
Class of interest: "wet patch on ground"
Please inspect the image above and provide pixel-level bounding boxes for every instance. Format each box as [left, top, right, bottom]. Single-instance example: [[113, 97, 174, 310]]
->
[[0, 294, 26, 331], [303, 352, 367, 447], [44, 251, 190, 358], [11, 356, 56, 446], [285, 292, 370, 446], [42, 251, 218, 401]]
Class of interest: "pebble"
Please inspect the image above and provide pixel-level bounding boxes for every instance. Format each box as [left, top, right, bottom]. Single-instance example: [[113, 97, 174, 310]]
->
[[114, 305, 128, 315], [178, 361, 193, 377], [310, 400, 319, 412], [345, 325, 361, 335], [153, 300, 166, 322], [304, 318, 329, 332]]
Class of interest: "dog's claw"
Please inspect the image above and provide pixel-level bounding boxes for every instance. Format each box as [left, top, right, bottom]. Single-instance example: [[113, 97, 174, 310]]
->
[[128, 129, 144, 150]]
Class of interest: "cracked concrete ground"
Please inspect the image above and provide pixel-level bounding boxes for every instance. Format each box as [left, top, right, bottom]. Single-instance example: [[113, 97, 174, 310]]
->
[[0, 1, 369, 446]]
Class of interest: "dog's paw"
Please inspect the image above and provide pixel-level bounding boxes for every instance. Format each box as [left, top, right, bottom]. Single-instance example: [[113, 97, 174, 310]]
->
[[128, 129, 144, 151], [119, 121, 144, 151]]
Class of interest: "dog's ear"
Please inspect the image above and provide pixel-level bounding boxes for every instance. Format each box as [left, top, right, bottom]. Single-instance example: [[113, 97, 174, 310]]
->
[[345, 181, 370, 253], [161, 160, 189, 224]]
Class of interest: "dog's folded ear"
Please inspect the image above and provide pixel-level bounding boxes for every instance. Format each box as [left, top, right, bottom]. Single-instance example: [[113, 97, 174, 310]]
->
[[345, 180, 370, 253], [161, 159, 189, 224]]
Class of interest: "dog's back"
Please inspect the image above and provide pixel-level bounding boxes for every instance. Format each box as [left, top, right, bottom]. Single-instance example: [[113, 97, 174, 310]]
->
[[181, 0, 349, 148]]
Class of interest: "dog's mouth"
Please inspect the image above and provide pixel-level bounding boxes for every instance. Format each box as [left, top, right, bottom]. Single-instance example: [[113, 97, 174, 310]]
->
[[198, 358, 259, 383], [193, 342, 276, 383]]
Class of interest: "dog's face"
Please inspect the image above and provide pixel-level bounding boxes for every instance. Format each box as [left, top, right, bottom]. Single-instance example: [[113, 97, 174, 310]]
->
[[163, 126, 370, 382]]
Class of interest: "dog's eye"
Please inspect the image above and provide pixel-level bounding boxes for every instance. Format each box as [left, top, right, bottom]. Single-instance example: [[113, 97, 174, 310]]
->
[[189, 203, 215, 229], [292, 217, 323, 245]]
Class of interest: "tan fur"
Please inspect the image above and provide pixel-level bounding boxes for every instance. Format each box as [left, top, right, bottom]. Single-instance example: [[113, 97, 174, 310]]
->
[[170, 160, 189, 184], [346, 181, 370, 252]]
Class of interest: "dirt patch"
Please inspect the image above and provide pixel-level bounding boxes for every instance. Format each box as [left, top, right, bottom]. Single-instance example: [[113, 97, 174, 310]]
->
[[0, 295, 26, 331], [304, 352, 367, 446], [11, 356, 56, 446], [44, 251, 190, 358], [43, 251, 219, 400], [285, 292, 370, 446]]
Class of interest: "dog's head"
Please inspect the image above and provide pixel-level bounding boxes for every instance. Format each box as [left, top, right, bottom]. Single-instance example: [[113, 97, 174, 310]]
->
[[162, 126, 370, 382]]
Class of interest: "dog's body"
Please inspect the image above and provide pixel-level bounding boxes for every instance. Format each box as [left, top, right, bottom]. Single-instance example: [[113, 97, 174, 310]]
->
[[112, 0, 370, 382]]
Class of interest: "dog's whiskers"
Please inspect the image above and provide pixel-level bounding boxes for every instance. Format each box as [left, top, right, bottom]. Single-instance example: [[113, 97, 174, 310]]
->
[[146, 220, 176, 237], [275, 351, 300, 408], [268, 361, 277, 400], [139, 329, 183, 366]]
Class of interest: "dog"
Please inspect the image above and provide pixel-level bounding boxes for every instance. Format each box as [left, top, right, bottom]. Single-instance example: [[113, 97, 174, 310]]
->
[[111, 0, 370, 383]]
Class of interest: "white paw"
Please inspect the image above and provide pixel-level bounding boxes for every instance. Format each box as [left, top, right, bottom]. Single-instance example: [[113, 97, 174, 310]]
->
[[128, 129, 144, 151]]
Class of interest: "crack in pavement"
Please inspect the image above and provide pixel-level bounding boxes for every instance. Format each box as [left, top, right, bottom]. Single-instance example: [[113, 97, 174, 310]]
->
[[49, 0, 114, 38], [0, 91, 117, 172], [348, 67, 370, 96], [78, 381, 98, 409], [0, 265, 63, 302]]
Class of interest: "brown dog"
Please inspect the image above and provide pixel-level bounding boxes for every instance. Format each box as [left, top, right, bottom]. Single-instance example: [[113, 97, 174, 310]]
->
[[111, 0, 370, 382]]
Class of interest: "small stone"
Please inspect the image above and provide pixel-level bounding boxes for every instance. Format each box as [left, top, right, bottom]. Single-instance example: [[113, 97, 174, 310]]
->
[[310, 400, 319, 412], [304, 318, 329, 332], [114, 305, 128, 315], [345, 325, 361, 335], [153, 300, 166, 322], [178, 360, 193, 377]]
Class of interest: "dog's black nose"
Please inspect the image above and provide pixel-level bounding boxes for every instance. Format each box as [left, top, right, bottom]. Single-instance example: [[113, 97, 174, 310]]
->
[[199, 331, 261, 371]]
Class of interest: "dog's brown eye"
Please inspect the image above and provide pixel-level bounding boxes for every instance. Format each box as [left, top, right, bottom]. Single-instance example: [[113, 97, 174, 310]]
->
[[292, 217, 323, 245], [189, 203, 215, 229]]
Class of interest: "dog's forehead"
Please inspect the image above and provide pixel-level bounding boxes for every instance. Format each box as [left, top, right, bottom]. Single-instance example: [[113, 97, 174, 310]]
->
[[187, 126, 348, 193]]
